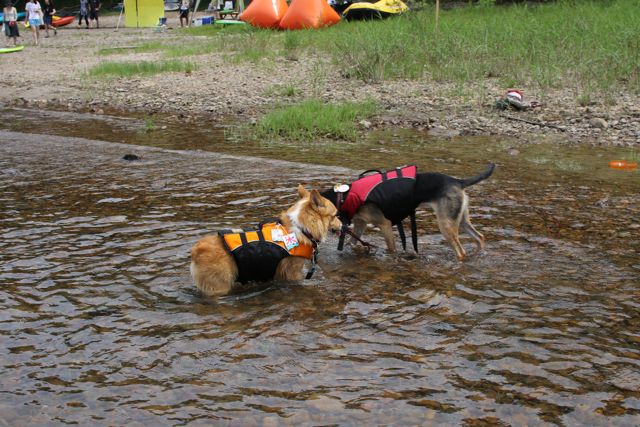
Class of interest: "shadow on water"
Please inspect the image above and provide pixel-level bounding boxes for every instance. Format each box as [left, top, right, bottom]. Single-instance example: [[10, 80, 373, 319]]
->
[[0, 107, 639, 425]]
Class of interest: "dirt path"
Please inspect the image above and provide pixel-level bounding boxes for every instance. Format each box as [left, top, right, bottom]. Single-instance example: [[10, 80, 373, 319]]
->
[[1, 14, 638, 146]]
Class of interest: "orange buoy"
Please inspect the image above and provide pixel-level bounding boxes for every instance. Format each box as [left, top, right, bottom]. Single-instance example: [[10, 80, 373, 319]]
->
[[240, 0, 289, 29], [279, 0, 341, 30], [608, 160, 638, 170]]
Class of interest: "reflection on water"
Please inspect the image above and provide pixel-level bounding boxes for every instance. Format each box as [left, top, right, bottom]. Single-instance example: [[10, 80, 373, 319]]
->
[[1, 120, 639, 425]]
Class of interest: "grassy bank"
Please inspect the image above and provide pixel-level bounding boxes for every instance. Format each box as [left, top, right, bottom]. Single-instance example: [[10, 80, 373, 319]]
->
[[88, 60, 197, 77], [326, 0, 640, 92], [255, 99, 377, 140], [180, 0, 639, 95]]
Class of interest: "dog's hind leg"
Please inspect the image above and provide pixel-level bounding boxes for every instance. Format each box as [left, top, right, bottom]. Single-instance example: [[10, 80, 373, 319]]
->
[[460, 205, 485, 252], [437, 219, 466, 261], [431, 195, 466, 261], [191, 236, 238, 296]]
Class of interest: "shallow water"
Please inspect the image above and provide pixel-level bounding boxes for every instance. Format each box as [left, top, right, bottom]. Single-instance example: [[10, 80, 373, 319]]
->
[[1, 109, 639, 426]]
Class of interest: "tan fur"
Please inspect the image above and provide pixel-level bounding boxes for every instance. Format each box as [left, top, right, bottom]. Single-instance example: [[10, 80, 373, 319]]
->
[[190, 185, 341, 296]]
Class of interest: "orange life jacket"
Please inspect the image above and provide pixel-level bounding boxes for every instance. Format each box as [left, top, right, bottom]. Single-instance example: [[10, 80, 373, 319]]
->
[[219, 222, 315, 283]]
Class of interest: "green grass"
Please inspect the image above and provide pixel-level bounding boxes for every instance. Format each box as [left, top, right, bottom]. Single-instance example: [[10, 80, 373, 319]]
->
[[98, 42, 165, 55], [202, 0, 639, 94], [323, 0, 640, 92], [88, 60, 197, 77], [264, 84, 301, 97], [256, 99, 377, 141]]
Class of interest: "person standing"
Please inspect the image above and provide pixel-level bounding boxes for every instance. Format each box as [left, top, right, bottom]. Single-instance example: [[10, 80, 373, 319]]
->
[[78, 0, 88, 28], [25, 0, 43, 46], [179, 0, 189, 27], [88, 0, 100, 28], [42, 0, 56, 37], [2, 0, 20, 46]]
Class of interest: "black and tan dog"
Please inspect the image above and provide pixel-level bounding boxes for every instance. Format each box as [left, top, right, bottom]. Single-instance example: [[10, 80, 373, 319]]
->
[[191, 185, 342, 296], [321, 163, 495, 260]]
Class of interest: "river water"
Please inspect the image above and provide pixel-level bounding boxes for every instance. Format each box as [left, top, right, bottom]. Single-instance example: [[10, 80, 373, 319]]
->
[[1, 108, 639, 426]]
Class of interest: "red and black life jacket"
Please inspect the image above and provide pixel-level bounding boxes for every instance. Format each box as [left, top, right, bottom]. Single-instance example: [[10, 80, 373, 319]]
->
[[340, 165, 417, 225], [335, 165, 419, 252], [219, 221, 316, 284]]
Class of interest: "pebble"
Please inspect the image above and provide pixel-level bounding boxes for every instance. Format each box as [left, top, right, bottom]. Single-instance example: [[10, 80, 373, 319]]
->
[[589, 117, 609, 129], [359, 119, 372, 129]]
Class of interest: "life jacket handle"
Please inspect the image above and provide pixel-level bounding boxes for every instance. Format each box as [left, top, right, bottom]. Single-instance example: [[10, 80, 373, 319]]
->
[[358, 169, 382, 178], [258, 217, 281, 228]]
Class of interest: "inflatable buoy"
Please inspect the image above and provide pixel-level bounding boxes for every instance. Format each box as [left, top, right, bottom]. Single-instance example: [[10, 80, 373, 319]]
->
[[240, 0, 289, 28], [608, 160, 638, 170], [279, 0, 340, 29]]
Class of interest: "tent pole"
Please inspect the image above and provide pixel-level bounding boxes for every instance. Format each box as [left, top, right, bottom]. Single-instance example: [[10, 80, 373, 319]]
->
[[192, 0, 201, 24], [114, 3, 124, 31]]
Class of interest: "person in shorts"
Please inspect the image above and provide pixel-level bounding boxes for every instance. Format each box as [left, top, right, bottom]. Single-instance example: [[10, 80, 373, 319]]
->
[[78, 0, 88, 28], [3, 0, 20, 46], [25, 0, 43, 45], [179, 0, 189, 27], [88, 0, 100, 28], [42, 0, 56, 37]]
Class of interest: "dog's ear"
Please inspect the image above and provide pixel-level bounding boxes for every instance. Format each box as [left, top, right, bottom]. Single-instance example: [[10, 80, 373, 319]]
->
[[309, 189, 324, 210], [297, 184, 310, 199]]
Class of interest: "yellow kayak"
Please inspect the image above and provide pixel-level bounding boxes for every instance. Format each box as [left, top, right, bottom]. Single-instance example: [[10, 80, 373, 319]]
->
[[342, 0, 407, 20], [0, 45, 24, 54]]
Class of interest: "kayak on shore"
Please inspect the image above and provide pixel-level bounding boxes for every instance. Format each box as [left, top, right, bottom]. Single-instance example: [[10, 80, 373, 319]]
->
[[342, 0, 407, 20], [0, 45, 24, 54], [0, 11, 25, 21], [52, 15, 74, 27], [25, 15, 73, 28]]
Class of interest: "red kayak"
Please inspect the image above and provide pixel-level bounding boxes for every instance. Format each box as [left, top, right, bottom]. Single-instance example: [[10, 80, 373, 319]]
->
[[52, 16, 74, 27]]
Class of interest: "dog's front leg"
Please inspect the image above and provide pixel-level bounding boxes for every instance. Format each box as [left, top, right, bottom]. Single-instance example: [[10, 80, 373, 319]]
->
[[350, 216, 368, 249], [379, 219, 397, 254], [275, 257, 307, 282]]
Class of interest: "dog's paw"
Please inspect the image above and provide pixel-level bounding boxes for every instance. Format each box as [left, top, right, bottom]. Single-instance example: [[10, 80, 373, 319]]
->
[[351, 244, 372, 255], [399, 251, 418, 261]]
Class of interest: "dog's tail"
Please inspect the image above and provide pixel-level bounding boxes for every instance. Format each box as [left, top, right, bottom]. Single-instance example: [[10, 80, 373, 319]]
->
[[459, 163, 495, 188]]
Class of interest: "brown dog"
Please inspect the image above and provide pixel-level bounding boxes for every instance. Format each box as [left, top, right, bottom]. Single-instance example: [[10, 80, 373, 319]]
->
[[321, 164, 495, 260], [191, 185, 342, 296]]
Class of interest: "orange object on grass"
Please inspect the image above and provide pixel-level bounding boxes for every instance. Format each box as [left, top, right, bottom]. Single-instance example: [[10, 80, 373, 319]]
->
[[278, 0, 340, 30], [52, 16, 74, 27], [240, 0, 289, 29], [608, 160, 638, 170]]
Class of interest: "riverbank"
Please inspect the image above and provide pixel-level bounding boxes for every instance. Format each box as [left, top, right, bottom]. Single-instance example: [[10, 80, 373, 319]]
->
[[2, 13, 638, 147]]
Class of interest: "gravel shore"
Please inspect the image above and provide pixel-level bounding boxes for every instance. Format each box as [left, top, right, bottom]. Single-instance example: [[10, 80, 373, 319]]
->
[[2, 14, 638, 146]]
